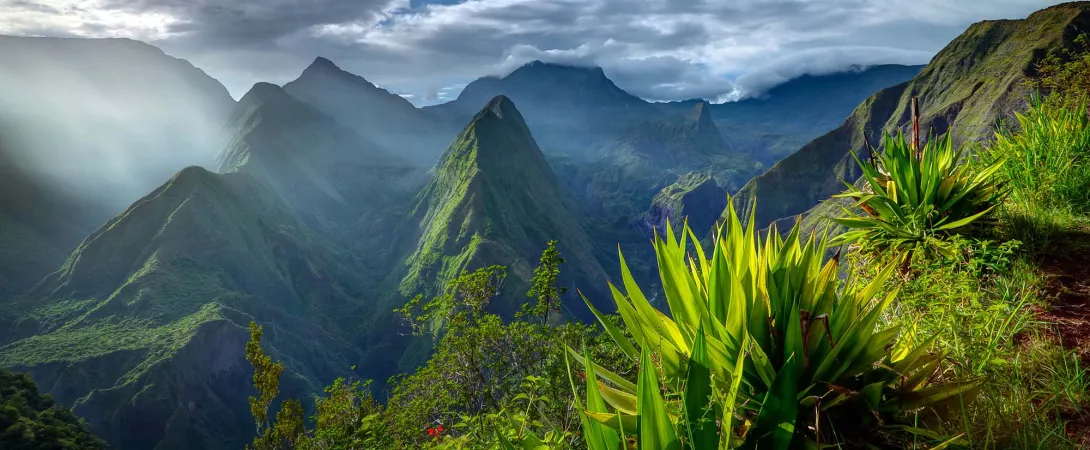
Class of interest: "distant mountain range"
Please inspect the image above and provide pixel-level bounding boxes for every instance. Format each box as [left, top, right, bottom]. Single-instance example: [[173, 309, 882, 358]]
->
[[284, 57, 458, 167], [0, 12, 997, 448], [425, 61, 661, 159], [658, 64, 926, 164]]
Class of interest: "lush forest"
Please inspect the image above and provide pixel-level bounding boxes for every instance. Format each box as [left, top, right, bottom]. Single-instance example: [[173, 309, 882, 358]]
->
[[0, 367, 106, 449]]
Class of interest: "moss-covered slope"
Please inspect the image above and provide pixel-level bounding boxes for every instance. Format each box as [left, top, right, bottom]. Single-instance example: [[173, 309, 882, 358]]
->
[[732, 2, 1090, 229], [399, 95, 608, 316], [0, 167, 373, 450]]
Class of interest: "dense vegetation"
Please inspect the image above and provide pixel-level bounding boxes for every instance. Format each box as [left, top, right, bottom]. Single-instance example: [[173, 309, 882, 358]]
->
[[0, 367, 107, 449], [243, 242, 634, 449]]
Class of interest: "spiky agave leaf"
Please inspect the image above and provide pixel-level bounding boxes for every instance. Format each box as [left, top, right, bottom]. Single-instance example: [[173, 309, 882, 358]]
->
[[636, 346, 681, 450], [571, 197, 978, 447], [683, 325, 718, 449], [830, 131, 1006, 256]]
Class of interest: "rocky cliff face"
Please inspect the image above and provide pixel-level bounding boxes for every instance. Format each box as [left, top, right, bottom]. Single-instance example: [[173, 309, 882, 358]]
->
[[643, 172, 727, 238]]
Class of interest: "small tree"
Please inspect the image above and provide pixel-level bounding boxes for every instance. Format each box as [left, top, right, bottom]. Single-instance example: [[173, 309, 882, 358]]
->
[[244, 322, 391, 450], [245, 322, 305, 450], [522, 240, 568, 325]]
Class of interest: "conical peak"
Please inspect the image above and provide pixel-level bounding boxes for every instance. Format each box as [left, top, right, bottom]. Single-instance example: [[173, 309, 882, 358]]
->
[[685, 101, 716, 129], [167, 165, 217, 189], [463, 95, 529, 132], [483, 95, 521, 120], [300, 56, 353, 79], [309, 56, 339, 71], [292, 55, 388, 93], [301, 56, 355, 79], [440, 95, 538, 168]]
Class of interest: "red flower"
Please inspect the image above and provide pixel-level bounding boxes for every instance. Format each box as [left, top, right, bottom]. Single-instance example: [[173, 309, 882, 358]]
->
[[436, 425, 444, 433], [427, 427, 437, 437]]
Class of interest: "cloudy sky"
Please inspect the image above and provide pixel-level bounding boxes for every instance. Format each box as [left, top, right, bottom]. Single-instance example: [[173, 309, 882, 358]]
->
[[0, 0, 1067, 105]]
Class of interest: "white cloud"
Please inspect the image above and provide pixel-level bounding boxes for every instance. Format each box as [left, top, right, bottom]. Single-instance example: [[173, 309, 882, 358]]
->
[[734, 46, 936, 98], [1, 0, 184, 40]]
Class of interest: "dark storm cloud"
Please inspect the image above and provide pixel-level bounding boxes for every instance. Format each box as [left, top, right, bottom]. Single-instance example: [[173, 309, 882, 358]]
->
[[0, 0, 1069, 103]]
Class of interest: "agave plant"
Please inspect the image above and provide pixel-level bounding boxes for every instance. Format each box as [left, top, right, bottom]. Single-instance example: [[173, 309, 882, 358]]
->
[[831, 131, 1006, 257], [568, 199, 982, 449]]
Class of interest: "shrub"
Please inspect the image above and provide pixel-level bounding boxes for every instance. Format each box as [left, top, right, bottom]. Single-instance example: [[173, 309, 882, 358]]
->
[[831, 131, 1006, 258], [988, 96, 1090, 216], [571, 200, 982, 448], [1033, 34, 1090, 101]]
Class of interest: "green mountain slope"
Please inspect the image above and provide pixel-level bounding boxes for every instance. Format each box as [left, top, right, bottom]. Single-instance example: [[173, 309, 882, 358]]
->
[[732, 2, 1090, 229], [0, 167, 373, 450], [283, 57, 457, 166], [0, 36, 235, 298], [400, 95, 608, 316]]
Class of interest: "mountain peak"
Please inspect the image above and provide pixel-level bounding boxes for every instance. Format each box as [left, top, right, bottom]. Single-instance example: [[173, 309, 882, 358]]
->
[[509, 60, 607, 79], [482, 95, 522, 121], [239, 82, 294, 106], [296, 56, 376, 87], [451, 96, 536, 166], [309, 56, 339, 70], [685, 101, 715, 129]]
